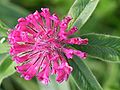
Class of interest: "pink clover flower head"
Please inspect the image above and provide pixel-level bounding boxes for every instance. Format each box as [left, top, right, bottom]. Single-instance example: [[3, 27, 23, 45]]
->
[[8, 8, 88, 84]]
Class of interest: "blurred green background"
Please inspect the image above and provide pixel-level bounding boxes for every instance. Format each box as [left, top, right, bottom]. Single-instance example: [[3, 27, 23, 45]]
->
[[0, 0, 120, 90]]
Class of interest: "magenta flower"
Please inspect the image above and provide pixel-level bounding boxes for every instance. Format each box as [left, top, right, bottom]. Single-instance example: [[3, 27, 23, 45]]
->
[[8, 8, 88, 84]]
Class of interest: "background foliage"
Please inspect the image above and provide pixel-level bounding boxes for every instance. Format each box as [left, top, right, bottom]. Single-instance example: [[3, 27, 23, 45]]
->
[[0, 0, 120, 90]]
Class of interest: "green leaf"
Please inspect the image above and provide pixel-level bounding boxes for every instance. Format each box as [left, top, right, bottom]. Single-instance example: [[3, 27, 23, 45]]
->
[[78, 33, 120, 62], [0, 21, 10, 54], [11, 73, 39, 90], [69, 76, 79, 90], [68, 0, 99, 30], [38, 76, 70, 90], [0, 55, 16, 84], [0, 0, 28, 27], [1, 77, 16, 90], [69, 56, 103, 90], [0, 20, 9, 37], [103, 63, 120, 90], [0, 36, 9, 54], [0, 39, 9, 54], [0, 53, 8, 63]]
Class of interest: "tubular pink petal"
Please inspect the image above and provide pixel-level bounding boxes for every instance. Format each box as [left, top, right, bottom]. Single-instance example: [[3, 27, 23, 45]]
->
[[33, 10, 44, 26], [37, 65, 50, 85], [74, 50, 87, 59], [67, 26, 77, 36], [13, 55, 29, 64], [56, 62, 72, 83], [50, 14, 60, 28], [8, 8, 88, 84], [63, 48, 74, 59], [66, 37, 88, 45], [41, 8, 51, 29]]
